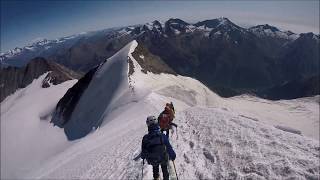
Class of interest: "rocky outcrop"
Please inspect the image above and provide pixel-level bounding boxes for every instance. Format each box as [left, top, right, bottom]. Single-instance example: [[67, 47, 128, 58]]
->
[[280, 33, 320, 81], [131, 43, 176, 75], [258, 75, 320, 100], [0, 57, 81, 102]]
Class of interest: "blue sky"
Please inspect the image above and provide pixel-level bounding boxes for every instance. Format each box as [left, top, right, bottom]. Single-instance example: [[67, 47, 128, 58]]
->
[[1, 0, 319, 52]]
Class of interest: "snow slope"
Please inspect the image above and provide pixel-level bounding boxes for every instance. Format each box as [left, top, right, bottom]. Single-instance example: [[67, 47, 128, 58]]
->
[[1, 40, 319, 179], [32, 102, 320, 180], [227, 95, 319, 140], [0, 73, 77, 178], [173, 107, 319, 179]]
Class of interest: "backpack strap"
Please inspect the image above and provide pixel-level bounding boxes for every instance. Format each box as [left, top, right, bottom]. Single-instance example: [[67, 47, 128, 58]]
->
[[159, 134, 169, 161]]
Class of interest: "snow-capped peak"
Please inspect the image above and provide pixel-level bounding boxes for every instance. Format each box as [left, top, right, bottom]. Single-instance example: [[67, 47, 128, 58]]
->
[[0, 32, 87, 67], [217, 17, 230, 25], [10, 47, 23, 54], [31, 38, 50, 46], [297, 32, 320, 43], [166, 18, 189, 26], [250, 24, 280, 32], [193, 17, 245, 38], [152, 20, 162, 27], [1, 47, 23, 58], [249, 24, 299, 40], [136, 20, 166, 33]]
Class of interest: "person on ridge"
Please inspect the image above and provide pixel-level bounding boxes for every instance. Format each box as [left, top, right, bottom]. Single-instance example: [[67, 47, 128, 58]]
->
[[141, 116, 176, 180], [158, 102, 177, 138]]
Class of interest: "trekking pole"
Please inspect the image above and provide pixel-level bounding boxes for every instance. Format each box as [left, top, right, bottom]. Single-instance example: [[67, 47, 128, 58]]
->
[[176, 126, 178, 140], [141, 159, 144, 180], [172, 160, 179, 180]]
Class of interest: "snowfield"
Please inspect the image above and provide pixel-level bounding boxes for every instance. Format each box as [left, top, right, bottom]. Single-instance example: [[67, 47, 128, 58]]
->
[[1, 40, 319, 179], [227, 95, 320, 140], [174, 107, 319, 179], [1, 74, 77, 178]]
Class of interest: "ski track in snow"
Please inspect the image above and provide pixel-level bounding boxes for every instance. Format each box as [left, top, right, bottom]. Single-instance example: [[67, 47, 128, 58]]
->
[[2, 40, 319, 179]]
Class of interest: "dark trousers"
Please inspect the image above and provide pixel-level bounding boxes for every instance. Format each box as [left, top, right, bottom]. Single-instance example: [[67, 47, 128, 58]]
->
[[153, 163, 169, 180]]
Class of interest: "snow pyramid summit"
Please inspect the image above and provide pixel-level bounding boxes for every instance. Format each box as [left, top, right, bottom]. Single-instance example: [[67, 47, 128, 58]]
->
[[52, 41, 138, 140]]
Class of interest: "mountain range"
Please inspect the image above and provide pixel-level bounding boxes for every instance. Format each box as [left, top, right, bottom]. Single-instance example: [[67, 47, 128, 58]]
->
[[1, 17, 319, 101]]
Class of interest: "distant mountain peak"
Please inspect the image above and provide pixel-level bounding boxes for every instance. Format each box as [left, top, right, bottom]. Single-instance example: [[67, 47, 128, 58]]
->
[[298, 32, 319, 42], [0, 57, 80, 101], [152, 20, 162, 26], [284, 30, 295, 36], [249, 24, 298, 40], [166, 18, 189, 26], [217, 17, 232, 24], [250, 24, 280, 32], [300, 32, 318, 38], [194, 17, 241, 30], [31, 38, 49, 45], [163, 18, 190, 36]]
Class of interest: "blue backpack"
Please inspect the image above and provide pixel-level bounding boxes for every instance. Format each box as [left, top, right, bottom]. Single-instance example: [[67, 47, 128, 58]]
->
[[143, 132, 168, 165]]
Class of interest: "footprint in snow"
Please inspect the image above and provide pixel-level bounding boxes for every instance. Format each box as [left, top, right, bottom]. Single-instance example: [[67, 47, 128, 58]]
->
[[189, 141, 194, 149], [183, 153, 190, 164], [203, 148, 215, 163]]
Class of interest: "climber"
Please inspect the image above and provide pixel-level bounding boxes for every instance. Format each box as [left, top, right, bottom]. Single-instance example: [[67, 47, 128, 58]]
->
[[141, 116, 176, 180], [158, 102, 177, 138]]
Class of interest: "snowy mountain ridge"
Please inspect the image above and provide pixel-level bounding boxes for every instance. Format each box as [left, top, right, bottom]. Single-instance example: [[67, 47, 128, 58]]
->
[[2, 18, 318, 102], [2, 17, 311, 63], [126, 17, 301, 40], [248, 24, 299, 40], [0, 33, 90, 67], [1, 40, 319, 179]]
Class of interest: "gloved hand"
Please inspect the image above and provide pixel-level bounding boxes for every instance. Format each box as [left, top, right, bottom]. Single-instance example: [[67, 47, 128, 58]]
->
[[170, 154, 176, 161]]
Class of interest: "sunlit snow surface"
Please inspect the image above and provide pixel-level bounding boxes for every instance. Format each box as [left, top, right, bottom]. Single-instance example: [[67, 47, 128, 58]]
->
[[1, 74, 77, 178], [1, 40, 319, 179]]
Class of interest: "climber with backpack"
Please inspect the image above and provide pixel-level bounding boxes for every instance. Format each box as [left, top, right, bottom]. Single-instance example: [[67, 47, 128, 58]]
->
[[158, 102, 177, 138], [141, 116, 176, 180]]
